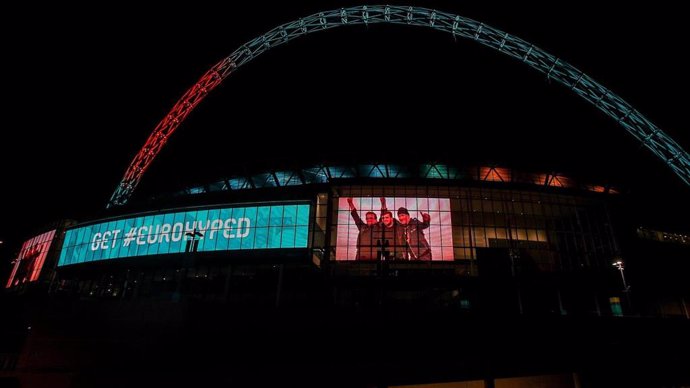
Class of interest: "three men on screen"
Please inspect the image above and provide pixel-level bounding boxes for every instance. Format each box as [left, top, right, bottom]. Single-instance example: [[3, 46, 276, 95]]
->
[[347, 198, 431, 261]]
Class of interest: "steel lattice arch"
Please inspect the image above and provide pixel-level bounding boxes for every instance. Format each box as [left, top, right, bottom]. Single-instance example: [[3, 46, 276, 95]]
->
[[107, 5, 690, 208]]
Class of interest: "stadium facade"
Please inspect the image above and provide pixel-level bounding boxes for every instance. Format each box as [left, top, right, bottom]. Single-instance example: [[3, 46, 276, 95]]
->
[[4, 164, 689, 387], [3, 5, 690, 387], [49, 164, 625, 312]]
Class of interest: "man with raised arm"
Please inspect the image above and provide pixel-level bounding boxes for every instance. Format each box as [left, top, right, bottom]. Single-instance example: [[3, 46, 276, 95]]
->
[[347, 198, 381, 260]]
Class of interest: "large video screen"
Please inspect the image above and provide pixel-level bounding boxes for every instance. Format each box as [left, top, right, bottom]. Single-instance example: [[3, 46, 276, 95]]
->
[[335, 197, 453, 261], [58, 203, 310, 266], [6, 229, 56, 288]]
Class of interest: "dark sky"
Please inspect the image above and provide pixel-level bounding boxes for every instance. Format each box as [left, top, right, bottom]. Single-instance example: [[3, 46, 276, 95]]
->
[[2, 2, 689, 257]]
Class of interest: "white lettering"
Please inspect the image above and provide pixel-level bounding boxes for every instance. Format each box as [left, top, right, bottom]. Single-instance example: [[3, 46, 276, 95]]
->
[[137, 226, 148, 245], [196, 220, 211, 236], [159, 223, 171, 243], [237, 218, 251, 238], [91, 233, 102, 251], [223, 218, 236, 238], [123, 227, 137, 247], [111, 229, 121, 249], [172, 223, 184, 242], [76, 209, 272, 258], [209, 219, 223, 239], [101, 231, 112, 250], [91, 229, 122, 250], [147, 225, 160, 244], [184, 221, 197, 235]]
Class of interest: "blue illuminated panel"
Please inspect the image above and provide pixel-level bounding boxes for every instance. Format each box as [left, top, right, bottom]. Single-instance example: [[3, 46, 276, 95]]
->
[[58, 204, 310, 266]]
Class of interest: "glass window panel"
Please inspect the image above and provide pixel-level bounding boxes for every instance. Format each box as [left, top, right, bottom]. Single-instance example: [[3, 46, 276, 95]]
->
[[281, 226, 296, 248], [296, 204, 310, 226], [269, 206, 284, 227], [226, 225, 241, 250], [485, 228, 497, 241], [84, 237, 95, 263], [473, 228, 487, 247], [255, 207, 270, 228], [267, 226, 282, 248], [254, 227, 268, 249], [206, 208, 221, 230], [282, 205, 297, 226], [295, 222, 309, 248], [454, 247, 468, 259]]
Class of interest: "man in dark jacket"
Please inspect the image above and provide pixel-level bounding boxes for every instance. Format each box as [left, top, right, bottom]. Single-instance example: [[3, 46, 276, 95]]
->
[[397, 207, 432, 261], [347, 198, 380, 260], [378, 210, 407, 260]]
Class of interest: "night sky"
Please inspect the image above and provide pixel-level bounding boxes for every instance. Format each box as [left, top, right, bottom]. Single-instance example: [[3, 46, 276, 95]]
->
[[2, 2, 689, 260]]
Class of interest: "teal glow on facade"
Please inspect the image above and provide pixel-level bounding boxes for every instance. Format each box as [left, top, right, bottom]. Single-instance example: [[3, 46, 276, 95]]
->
[[58, 204, 310, 266]]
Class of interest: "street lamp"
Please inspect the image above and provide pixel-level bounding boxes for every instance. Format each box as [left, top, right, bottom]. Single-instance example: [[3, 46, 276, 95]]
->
[[612, 259, 630, 291]]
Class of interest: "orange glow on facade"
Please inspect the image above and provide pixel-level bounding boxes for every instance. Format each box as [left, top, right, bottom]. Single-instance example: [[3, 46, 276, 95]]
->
[[480, 167, 511, 182], [547, 175, 574, 188]]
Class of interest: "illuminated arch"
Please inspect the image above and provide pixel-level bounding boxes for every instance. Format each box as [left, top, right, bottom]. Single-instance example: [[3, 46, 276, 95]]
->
[[108, 5, 690, 207]]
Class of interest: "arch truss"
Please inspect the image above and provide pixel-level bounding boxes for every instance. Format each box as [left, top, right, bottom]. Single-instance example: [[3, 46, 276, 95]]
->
[[108, 5, 690, 207]]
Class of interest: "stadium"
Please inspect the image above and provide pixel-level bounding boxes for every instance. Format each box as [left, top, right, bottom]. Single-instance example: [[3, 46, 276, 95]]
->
[[2, 5, 690, 388]]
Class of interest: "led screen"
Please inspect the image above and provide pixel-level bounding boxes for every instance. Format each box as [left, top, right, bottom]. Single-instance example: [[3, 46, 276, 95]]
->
[[335, 197, 453, 261], [58, 204, 310, 266], [6, 229, 56, 288]]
